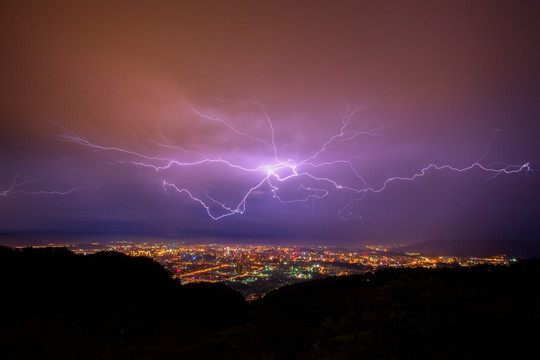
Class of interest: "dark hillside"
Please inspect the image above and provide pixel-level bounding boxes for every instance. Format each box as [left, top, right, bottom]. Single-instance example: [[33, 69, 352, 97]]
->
[[0, 246, 246, 359], [247, 263, 540, 359], [1, 246, 539, 359]]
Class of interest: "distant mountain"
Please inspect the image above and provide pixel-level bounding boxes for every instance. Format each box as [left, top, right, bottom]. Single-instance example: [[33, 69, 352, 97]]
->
[[402, 239, 540, 258], [0, 231, 107, 247], [0, 231, 48, 247]]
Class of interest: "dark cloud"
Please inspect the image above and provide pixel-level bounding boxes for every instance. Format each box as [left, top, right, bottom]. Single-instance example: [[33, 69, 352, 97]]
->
[[1, 1, 539, 245]]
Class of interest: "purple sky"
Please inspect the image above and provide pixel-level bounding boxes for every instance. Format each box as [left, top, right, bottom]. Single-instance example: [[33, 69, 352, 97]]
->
[[1, 1, 539, 245]]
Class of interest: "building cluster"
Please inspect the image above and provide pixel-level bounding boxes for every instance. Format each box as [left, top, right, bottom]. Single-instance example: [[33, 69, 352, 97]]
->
[[66, 241, 509, 300]]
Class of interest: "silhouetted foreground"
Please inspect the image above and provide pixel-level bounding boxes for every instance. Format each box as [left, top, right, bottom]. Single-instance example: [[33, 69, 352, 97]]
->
[[1, 247, 538, 359]]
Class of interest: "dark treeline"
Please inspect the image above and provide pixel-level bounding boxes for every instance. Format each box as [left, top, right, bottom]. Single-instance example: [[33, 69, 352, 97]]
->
[[1, 246, 539, 359]]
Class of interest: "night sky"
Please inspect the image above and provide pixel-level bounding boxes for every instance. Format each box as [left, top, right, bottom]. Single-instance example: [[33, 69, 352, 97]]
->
[[1, 1, 539, 245]]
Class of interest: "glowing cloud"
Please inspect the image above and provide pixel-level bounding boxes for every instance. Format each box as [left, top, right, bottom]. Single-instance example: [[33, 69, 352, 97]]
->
[[50, 101, 530, 221]]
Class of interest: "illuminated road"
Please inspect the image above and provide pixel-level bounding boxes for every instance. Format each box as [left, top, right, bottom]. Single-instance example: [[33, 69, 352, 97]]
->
[[177, 264, 233, 278]]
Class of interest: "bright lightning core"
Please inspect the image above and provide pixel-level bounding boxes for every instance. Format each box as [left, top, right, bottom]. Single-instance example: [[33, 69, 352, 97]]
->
[[52, 101, 530, 221]]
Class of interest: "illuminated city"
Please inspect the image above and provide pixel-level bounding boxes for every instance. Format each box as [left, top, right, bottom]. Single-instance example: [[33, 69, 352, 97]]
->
[[23, 241, 507, 301]]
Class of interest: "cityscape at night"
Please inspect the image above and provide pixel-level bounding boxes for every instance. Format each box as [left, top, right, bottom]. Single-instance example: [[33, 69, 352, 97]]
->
[[59, 240, 508, 300], [1, 0, 539, 359]]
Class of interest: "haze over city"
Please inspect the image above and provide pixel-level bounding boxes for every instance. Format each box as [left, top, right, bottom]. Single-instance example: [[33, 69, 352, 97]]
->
[[1, 0, 539, 246]]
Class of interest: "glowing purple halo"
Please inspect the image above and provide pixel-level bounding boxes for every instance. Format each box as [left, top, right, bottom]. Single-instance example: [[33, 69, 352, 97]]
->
[[50, 102, 531, 221]]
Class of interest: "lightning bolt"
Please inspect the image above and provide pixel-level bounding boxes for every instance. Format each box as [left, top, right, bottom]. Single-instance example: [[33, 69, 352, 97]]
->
[[50, 102, 531, 220], [1, 173, 98, 197]]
